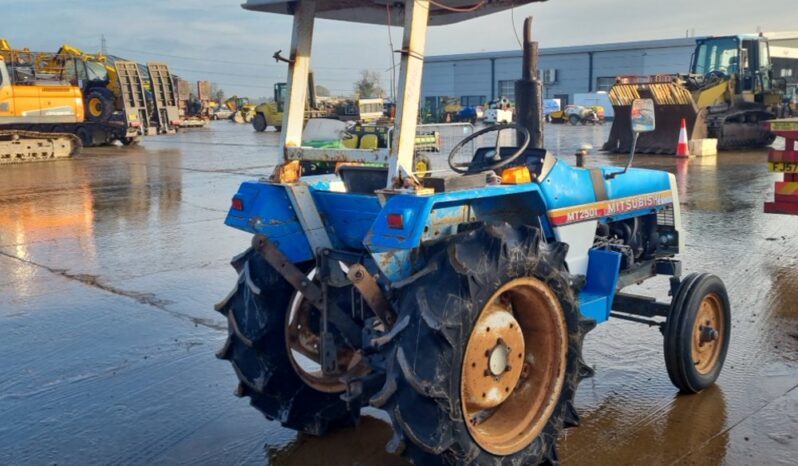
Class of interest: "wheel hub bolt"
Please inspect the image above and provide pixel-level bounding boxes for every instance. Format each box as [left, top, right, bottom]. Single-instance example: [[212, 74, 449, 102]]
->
[[699, 326, 718, 343]]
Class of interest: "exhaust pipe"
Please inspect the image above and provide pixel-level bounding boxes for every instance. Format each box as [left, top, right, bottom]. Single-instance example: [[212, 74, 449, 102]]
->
[[514, 17, 543, 149]]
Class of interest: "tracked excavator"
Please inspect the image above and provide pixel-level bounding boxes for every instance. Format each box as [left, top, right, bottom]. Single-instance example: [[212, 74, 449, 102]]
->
[[0, 40, 145, 147], [604, 34, 785, 154], [0, 51, 81, 163]]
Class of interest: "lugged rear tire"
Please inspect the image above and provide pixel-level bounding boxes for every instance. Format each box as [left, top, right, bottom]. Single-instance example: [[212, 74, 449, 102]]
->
[[215, 248, 359, 435], [376, 223, 595, 465]]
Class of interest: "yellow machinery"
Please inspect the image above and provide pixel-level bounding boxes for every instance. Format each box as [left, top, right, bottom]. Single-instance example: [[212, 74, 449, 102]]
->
[[0, 39, 147, 146], [45, 43, 181, 139], [252, 72, 330, 131], [225, 96, 256, 123], [49, 44, 121, 123], [0, 55, 81, 163], [605, 35, 785, 154]]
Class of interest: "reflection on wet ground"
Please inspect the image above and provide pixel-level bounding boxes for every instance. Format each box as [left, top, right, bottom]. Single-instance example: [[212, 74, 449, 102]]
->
[[0, 122, 795, 465]]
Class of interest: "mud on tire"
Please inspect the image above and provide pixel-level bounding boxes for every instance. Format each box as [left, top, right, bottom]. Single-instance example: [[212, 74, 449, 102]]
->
[[376, 223, 596, 465], [214, 248, 359, 435]]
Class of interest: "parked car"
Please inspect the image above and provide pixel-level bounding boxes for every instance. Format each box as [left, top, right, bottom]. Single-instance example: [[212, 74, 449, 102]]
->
[[212, 107, 234, 120], [548, 104, 604, 125]]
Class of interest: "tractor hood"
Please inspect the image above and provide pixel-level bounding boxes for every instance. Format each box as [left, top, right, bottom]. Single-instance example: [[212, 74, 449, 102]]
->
[[242, 0, 546, 26]]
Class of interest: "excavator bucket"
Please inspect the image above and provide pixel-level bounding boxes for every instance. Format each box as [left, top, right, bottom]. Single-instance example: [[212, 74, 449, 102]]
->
[[603, 80, 706, 154]]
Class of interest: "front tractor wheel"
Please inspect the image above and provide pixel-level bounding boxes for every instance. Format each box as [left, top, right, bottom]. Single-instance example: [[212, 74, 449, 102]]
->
[[379, 224, 595, 465], [664, 273, 731, 393], [252, 113, 267, 132], [214, 249, 361, 435]]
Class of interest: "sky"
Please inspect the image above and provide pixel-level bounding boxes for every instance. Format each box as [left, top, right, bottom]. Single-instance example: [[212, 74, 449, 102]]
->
[[4, 0, 797, 99]]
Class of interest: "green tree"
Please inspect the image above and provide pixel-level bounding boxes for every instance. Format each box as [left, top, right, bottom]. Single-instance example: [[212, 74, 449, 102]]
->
[[353, 70, 384, 98]]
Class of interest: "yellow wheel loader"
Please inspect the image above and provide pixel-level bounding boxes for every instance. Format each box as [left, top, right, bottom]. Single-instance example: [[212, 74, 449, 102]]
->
[[252, 72, 330, 132], [225, 96, 256, 124], [604, 35, 785, 154]]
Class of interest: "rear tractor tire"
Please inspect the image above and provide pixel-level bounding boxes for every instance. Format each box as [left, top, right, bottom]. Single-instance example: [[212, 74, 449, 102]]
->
[[377, 223, 595, 465], [214, 248, 362, 435], [664, 273, 731, 394]]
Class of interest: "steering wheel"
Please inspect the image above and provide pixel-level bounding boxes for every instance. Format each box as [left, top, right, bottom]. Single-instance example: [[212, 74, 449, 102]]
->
[[448, 123, 531, 174], [705, 70, 728, 82]]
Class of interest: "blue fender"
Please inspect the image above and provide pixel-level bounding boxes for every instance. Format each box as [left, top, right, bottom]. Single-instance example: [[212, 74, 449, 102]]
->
[[224, 181, 314, 263]]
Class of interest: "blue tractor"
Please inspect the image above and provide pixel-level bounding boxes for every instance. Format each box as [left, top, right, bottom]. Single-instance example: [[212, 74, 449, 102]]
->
[[215, 1, 731, 464]]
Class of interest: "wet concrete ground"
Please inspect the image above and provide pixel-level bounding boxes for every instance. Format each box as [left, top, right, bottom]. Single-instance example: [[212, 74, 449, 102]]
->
[[0, 121, 796, 465]]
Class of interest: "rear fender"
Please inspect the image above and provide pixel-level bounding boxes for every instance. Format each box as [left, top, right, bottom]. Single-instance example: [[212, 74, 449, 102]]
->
[[225, 181, 313, 263], [364, 184, 549, 281]]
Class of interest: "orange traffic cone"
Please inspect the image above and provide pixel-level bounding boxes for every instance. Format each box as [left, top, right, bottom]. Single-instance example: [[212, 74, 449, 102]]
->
[[676, 118, 690, 158]]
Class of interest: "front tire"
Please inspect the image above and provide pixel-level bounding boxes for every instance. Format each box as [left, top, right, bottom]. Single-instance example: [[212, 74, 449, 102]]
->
[[378, 223, 595, 465], [664, 273, 731, 393], [84, 89, 115, 122], [252, 113, 267, 132], [214, 248, 360, 435]]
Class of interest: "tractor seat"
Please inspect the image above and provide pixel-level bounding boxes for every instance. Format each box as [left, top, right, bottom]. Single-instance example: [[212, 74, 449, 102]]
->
[[468, 146, 548, 177], [338, 164, 389, 194]]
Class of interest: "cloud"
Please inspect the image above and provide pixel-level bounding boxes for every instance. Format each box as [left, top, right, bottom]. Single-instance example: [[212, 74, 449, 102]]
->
[[3, 0, 796, 96]]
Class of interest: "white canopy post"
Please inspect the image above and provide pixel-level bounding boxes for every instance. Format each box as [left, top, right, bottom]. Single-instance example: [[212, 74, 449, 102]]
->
[[280, 0, 316, 153], [387, 0, 430, 187]]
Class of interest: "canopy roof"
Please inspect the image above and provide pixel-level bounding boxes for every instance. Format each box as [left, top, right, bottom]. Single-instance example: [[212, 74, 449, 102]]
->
[[242, 0, 546, 26]]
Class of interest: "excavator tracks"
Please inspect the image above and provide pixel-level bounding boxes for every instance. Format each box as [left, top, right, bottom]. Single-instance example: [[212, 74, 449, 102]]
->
[[0, 130, 81, 165]]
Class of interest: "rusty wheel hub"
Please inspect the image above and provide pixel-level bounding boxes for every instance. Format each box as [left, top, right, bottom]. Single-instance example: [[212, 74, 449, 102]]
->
[[463, 305, 525, 410], [285, 271, 365, 393], [460, 277, 568, 456], [692, 292, 724, 375]]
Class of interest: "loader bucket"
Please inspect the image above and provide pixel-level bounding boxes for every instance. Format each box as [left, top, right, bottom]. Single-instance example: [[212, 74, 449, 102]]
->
[[603, 82, 706, 154]]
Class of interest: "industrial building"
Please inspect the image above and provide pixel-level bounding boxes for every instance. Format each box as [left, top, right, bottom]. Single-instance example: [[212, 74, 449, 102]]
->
[[421, 32, 798, 115]]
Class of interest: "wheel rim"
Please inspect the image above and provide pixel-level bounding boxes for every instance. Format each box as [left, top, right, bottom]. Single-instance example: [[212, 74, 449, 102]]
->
[[460, 277, 568, 455], [89, 98, 103, 117], [284, 271, 365, 393], [691, 292, 724, 375]]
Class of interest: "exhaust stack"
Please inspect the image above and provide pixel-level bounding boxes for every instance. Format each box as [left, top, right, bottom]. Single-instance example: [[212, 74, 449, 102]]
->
[[514, 17, 543, 149]]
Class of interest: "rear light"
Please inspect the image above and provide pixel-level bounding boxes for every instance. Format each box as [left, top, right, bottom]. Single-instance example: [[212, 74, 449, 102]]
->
[[231, 197, 244, 211], [387, 213, 404, 229], [129, 121, 141, 128]]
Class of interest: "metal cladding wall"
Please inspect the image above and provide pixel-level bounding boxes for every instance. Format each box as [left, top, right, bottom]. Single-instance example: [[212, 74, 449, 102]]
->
[[422, 36, 727, 104]]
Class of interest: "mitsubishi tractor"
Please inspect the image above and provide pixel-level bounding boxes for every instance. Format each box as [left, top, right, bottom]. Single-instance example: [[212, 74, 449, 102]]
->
[[214, 2, 731, 464]]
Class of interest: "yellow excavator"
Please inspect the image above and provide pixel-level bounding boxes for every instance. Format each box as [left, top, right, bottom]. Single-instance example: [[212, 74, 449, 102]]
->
[[604, 34, 785, 154], [0, 39, 144, 148], [0, 52, 82, 163]]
